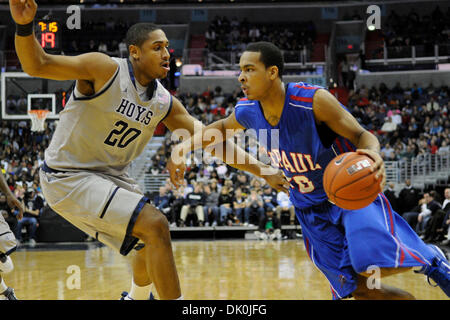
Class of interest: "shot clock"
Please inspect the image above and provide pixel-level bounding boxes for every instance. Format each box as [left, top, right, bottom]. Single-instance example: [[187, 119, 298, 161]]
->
[[35, 20, 61, 51]]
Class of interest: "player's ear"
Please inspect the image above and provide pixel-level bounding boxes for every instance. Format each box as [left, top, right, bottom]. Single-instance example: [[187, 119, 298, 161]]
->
[[129, 45, 140, 61], [268, 66, 278, 80]]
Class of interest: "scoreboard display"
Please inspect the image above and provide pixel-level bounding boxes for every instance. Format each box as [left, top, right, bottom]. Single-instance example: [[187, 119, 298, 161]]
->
[[35, 20, 61, 51]]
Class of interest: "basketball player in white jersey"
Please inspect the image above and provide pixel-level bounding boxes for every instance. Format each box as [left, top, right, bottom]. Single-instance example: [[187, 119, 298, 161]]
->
[[0, 170, 25, 300], [10, 0, 288, 300]]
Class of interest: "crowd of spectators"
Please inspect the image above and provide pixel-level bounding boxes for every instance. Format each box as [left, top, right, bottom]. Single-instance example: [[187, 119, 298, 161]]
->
[[62, 18, 130, 58], [153, 170, 297, 233], [1, 80, 450, 245], [347, 82, 450, 162], [0, 120, 52, 247], [386, 181, 450, 246], [381, 6, 450, 57], [204, 15, 316, 62]]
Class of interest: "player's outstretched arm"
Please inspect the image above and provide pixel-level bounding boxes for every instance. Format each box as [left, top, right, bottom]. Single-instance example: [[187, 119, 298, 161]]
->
[[163, 98, 289, 193], [0, 171, 24, 220], [10, 0, 117, 86], [313, 88, 385, 189]]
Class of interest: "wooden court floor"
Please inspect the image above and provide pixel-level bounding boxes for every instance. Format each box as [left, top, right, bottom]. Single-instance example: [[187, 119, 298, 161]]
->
[[2, 240, 448, 300]]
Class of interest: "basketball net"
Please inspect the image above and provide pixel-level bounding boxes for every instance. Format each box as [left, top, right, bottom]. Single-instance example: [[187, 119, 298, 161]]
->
[[28, 110, 50, 132]]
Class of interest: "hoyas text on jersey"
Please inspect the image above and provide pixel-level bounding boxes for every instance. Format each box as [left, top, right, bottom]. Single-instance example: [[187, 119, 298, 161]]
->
[[115, 98, 154, 125]]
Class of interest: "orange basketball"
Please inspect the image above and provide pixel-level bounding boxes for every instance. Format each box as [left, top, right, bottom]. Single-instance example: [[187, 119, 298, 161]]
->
[[323, 152, 381, 210]]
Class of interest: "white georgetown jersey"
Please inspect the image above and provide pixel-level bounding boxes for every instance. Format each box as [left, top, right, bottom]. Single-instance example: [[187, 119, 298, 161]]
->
[[44, 57, 172, 176]]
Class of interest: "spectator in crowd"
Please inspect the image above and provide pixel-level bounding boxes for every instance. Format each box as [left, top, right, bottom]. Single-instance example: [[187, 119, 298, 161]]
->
[[384, 182, 399, 213], [261, 185, 278, 212], [196, 169, 209, 185], [404, 191, 441, 236], [439, 188, 450, 245], [403, 195, 427, 230], [98, 41, 108, 54], [339, 58, 349, 88], [16, 188, 43, 247], [233, 187, 247, 225], [218, 185, 234, 225], [380, 116, 397, 133], [244, 189, 265, 226], [416, 191, 441, 237], [398, 179, 422, 216], [234, 172, 250, 195], [254, 206, 282, 241], [87, 39, 97, 52], [170, 187, 185, 227], [426, 97, 439, 113], [118, 39, 128, 58], [438, 140, 450, 154], [276, 190, 295, 225], [179, 183, 205, 227], [422, 204, 447, 243], [153, 186, 172, 224], [203, 184, 219, 227]]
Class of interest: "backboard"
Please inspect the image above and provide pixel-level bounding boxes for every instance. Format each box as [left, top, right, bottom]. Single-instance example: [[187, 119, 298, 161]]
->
[[1, 72, 73, 120]]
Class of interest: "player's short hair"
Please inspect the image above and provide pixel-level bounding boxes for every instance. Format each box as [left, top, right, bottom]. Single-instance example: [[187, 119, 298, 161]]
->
[[126, 23, 161, 50], [245, 41, 284, 79]]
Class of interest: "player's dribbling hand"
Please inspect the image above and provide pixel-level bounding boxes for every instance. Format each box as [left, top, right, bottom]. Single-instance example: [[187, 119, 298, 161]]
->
[[262, 169, 290, 195], [167, 146, 186, 189], [356, 148, 386, 191], [6, 194, 24, 220], [9, 0, 38, 25]]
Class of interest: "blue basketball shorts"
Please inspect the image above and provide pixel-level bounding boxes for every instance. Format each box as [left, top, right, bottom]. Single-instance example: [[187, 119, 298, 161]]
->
[[295, 193, 438, 300]]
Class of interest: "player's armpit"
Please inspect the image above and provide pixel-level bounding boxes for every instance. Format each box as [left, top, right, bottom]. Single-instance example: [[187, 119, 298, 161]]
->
[[312, 89, 370, 147]]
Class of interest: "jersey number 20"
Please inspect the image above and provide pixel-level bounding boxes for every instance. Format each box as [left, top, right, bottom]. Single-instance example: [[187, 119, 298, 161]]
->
[[104, 120, 141, 148]]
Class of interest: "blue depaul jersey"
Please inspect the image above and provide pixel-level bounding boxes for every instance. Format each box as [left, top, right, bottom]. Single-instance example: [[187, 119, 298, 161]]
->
[[234, 82, 356, 209]]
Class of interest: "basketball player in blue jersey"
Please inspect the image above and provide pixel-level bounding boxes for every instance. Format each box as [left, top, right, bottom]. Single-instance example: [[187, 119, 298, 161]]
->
[[170, 42, 450, 299], [10, 1, 288, 300]]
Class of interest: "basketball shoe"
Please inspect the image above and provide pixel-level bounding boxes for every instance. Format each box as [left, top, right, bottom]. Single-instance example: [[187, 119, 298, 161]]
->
[[119, 291, 157, 300], [0, 287, 18, 300], [415, 244, 450, 297]]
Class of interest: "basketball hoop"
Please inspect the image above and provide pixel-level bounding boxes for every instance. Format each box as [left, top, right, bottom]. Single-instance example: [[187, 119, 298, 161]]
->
[[28, 110, 50, 132]]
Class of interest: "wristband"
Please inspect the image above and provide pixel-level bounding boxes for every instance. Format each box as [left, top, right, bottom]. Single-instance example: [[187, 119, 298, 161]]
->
[[16, 21, 34, 37]]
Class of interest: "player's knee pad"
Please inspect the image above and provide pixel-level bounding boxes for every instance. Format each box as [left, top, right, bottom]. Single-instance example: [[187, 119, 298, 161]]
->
[[0, 254, 14, 274]]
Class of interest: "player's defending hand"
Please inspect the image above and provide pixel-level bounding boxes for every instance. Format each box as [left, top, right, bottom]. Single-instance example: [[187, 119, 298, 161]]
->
[[9, 0, 37, 25], [167, 148, 186, 189], [262, 169, 290, 195], [356, 149, 386, 191], [6, 193, 25, 220]]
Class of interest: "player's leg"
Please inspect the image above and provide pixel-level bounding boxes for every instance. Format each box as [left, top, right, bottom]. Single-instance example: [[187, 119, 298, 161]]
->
[[120, 246, 155, 300], [295, 205, 358, 300], [0, 215, 18, 300], [289, 206, 295, 225], [0, 255, 18, 300], [195, 205, 205, 226], [342, 193, 450, 297], [39, 170, 182, 300], [131, 203, 181, 300]]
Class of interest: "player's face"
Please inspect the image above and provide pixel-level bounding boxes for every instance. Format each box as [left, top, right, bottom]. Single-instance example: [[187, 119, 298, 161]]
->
[[136, 29, 171, 79], [238, 52, 273, 100]]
